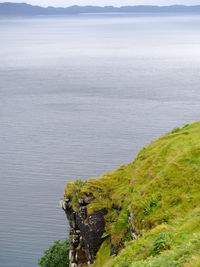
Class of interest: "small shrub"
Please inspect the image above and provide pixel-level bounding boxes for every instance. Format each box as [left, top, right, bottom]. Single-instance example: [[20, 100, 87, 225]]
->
[[171, 127, 180, 134], [141, 194, 162, 216], [151, 232, 171, 256], [38, 239, 70, 267]]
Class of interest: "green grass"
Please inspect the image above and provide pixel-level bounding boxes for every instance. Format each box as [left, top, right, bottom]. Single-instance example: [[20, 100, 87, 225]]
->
[[64, 121, 200, 266], [92, 238, 111, 267], [105, 208, 200, 267]]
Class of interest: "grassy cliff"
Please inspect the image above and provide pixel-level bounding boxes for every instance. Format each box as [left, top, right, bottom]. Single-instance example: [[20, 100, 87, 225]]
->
[[64, 121, 200, 267]]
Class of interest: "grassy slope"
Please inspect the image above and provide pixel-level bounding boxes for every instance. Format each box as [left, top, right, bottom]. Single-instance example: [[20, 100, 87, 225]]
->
[[64, 121, 200, 267]]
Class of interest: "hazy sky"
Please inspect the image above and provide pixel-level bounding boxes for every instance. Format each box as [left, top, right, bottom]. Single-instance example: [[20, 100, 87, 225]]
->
[[1, 0, 200, 7]]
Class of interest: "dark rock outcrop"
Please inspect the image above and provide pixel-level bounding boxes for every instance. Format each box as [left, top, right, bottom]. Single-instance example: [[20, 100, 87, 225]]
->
[[60, 198, 107, 267], [60, 196, 138, 266]]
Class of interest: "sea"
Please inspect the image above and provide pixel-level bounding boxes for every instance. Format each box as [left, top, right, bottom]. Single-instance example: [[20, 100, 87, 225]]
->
[[0, 13, 200, 267]]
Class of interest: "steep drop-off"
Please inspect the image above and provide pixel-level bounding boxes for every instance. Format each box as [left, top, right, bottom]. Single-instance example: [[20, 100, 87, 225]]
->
[[62, 121, 200, 267]]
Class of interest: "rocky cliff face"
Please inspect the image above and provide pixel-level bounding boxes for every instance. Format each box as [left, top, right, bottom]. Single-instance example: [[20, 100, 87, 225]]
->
[[60, 197, 138, 267], [60, 197, 107, 267]]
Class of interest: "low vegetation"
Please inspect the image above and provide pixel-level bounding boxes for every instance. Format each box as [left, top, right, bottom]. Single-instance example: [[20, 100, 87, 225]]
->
[[38, 239, 70, 267], [64, 121, 200, 266]]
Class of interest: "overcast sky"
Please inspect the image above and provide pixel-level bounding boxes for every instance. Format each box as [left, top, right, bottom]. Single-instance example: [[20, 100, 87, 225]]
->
[[1, 0, 200, 7]]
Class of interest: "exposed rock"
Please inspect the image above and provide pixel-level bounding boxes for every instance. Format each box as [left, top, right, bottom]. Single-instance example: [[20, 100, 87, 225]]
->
[[110, 243, 120, 256], [78, 196, 94, 206], [128, 213, 138, 240], [61, 198, 107, 267]]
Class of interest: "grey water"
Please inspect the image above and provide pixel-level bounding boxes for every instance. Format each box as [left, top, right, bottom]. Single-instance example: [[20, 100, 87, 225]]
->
[[0, 13, 200, 267]]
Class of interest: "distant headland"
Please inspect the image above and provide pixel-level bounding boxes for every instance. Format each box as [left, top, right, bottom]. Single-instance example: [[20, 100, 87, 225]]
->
[[1, 2, 200, 15]]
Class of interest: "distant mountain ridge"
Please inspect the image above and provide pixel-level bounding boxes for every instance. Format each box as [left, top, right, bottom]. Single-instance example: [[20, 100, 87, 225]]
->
[[1, 2, 200, 15]]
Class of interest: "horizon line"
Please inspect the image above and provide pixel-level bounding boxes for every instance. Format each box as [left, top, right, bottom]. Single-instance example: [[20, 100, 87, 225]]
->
[[2, 2, 200, 8]]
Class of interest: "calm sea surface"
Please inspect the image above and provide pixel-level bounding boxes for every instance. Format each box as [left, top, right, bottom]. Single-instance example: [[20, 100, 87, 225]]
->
[[0, 13, 200, 267]]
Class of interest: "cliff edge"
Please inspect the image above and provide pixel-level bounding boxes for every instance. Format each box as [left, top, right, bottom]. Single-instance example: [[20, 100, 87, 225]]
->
[[62, 121, 200, 267]]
